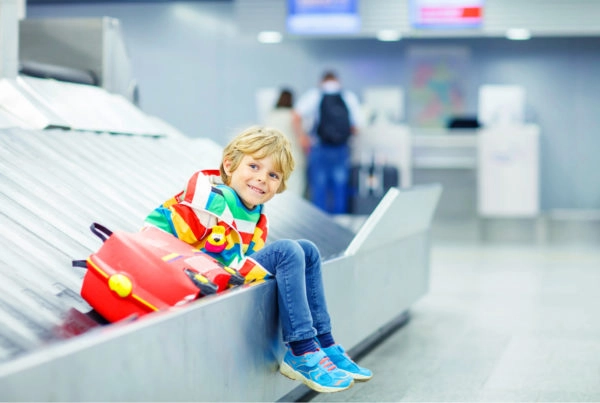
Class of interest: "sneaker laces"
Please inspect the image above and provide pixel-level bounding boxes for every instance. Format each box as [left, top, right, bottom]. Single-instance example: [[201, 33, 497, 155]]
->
[[319, 356, 336, 372]]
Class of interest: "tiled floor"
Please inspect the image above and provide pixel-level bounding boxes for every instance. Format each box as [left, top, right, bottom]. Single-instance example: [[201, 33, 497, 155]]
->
[[308, 239, 600, 402]]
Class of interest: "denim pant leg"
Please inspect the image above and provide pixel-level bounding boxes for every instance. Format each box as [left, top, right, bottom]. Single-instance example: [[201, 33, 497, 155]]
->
[[298, 239, 332, 336], [308, 147, 329, 212], [251, 239, 332, 343], [308, 144, 350, 214], [330, 153, 350, 214]]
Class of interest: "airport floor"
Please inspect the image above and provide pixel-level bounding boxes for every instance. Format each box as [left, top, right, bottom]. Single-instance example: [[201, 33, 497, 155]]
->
[[306, 228, 600, 402]]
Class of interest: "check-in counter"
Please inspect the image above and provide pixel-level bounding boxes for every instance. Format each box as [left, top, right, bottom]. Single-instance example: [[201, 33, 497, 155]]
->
[[478, 125, 540, 217], [411, 129, 478, 170], [359, 124, 540, 222]]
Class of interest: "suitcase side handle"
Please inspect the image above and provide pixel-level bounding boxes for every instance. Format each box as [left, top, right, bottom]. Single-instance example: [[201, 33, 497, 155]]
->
[[90, 222, 113, 242], [72, 260, 88, 268]]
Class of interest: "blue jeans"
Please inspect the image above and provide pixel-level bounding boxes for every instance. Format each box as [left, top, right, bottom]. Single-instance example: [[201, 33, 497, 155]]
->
[[308, 144, 350, 214], [251, 239, 332, 343]]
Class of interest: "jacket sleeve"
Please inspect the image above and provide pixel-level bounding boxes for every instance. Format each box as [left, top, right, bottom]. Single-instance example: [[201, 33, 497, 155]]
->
[[235, 213, 271, 283], [245, 213, 268, 255], [237, 256, 273, 283], [145, 193, 181, 235], [145, 171, 218, 246]]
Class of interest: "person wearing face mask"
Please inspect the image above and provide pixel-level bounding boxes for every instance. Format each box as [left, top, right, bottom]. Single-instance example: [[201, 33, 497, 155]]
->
[[293, 71, 363, 215]]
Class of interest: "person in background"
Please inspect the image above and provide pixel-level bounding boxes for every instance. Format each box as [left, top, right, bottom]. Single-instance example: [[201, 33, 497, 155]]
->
[[144, 126, 372, 393], [264, 88, 309, 198], [293, 71, 362, 214]]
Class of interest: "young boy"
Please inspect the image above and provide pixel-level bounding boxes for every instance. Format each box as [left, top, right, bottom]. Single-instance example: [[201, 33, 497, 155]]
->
[[145, 126, 372, 393]]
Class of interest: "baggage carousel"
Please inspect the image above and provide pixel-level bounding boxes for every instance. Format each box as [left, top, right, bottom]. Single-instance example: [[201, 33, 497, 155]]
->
[[0, 76, 441, 401]]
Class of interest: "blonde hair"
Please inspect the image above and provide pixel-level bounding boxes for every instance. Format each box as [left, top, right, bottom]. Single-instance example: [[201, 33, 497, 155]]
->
[[220, 126, 295, 193]]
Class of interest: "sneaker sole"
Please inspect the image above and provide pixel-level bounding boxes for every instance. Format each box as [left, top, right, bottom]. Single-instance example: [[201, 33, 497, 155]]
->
[[279, 361, 354, 393], [348, 371, 373, 382]]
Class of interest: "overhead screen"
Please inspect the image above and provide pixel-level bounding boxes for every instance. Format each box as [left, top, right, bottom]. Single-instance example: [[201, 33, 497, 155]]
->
[[411, 0, 484, 29], [287, 0, 361, 35]]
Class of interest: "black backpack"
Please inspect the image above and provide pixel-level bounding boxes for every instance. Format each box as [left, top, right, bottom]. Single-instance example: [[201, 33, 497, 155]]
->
[[316, 93, 351, 146]]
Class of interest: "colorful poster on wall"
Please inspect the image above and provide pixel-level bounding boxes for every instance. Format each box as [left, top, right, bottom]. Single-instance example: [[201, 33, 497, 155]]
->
[[287, 0, 360, 35], [407, 46, 470, 128]]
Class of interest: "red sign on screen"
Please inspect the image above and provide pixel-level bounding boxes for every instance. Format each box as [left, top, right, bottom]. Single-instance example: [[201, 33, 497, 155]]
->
[[412, 1, 483, 28]]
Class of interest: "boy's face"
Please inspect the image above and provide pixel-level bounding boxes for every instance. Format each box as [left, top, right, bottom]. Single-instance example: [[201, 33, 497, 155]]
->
[[223, 154, 282, 209]]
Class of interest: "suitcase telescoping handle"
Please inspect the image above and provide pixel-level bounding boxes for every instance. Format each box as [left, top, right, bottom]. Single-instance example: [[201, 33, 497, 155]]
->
[[73, 223, 113, 269], [90, 222, 113, 242]]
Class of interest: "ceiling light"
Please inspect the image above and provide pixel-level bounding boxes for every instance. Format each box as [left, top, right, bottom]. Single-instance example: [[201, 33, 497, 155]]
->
[[376, 30, 402, 42], [258, 31, 282, 44], [506, 28, 531, 40]]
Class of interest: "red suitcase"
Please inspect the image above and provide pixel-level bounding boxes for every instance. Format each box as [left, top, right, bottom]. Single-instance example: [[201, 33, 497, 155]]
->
[[74, 223, 244, 323]]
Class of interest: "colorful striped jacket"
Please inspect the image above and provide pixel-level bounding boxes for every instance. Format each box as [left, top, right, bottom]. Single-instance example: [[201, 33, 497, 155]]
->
[[144, 169, 271, 282]]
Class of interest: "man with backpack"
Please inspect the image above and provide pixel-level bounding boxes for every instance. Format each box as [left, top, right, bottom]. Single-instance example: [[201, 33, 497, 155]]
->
[[293, 71, 363, 214]]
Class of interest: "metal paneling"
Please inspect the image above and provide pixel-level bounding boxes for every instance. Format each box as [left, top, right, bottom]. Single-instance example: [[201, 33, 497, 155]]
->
[[267, 192, 355, 260], [19, 17, 137, 100]]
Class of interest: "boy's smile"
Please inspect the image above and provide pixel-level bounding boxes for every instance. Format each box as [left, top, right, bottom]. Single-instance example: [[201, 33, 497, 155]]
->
[[223, 154, 282, 209]]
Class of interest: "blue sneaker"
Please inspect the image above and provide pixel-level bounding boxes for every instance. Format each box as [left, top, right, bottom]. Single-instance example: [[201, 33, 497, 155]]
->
[[321, 344, 373, 381], [280, 348, 354, 393]]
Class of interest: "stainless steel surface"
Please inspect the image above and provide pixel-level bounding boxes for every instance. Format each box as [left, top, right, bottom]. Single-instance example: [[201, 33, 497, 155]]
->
[[0, 125, 440, 401], [267, 192, 355, 260], [0, 0, 19, 80], [0, 76, 168, 135], [19, 17, 136, 101], [346, 184, 442, 256]]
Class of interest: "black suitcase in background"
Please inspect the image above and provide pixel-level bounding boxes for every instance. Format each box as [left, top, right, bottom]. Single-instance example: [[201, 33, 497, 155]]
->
[[349, 162, 399, 215]]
